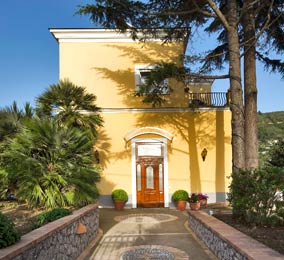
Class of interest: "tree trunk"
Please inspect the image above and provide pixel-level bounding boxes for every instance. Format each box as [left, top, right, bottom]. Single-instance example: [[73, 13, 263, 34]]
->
[[227, 0, 245, 172], [243, 0, 259, 169]]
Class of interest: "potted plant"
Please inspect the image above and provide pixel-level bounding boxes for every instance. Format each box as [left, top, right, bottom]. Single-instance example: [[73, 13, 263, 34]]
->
[[111, 189, 128, 210], [172, 190, 189, 210], [197, 193, 209, 208], [189, 193, 201, 210]]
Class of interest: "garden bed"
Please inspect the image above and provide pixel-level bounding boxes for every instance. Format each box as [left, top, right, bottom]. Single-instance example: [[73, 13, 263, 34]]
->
[[214, 212, 284, 255], [0, 202, 43, 235]]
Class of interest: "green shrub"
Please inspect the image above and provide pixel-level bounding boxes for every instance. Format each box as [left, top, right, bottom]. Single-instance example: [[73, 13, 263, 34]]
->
[[0, 212, 21, 248], [111, 189, 128, 201], [33, 208, 72, 229], [278, 208, 284, 219], [266, 214, 283, 227], [269, 139, 284, 167], [228, 166, 284, 226], [172, 190, 189, 201]]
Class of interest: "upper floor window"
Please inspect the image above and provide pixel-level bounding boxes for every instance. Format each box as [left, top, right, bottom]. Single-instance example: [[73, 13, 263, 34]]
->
[[135, 65, 169, 95]]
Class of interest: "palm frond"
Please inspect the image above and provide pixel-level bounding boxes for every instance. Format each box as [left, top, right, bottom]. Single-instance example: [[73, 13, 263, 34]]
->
[[1, 117, 101, 209]]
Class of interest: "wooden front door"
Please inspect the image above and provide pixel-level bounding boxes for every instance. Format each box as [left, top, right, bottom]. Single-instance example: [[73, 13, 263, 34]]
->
[[136, 143, 164, 208]]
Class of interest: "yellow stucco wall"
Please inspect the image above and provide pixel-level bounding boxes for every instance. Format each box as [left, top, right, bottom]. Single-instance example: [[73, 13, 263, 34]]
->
[[53, 30, 232, 204], [59, 41, 189, 108], [96, 110, 232, 196]]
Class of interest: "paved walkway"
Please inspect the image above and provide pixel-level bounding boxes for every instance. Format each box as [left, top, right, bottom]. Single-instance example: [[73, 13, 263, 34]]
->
[[87, 208, 216, 259]]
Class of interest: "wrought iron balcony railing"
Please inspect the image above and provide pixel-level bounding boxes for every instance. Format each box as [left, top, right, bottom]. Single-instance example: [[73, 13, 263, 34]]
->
[[188, 92, 229, 108]]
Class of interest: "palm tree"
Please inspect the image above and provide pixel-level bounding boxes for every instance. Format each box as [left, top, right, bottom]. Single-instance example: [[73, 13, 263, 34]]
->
[[36, 79, 103, 140], [2, 117, 100, 209], [0, 170, 9, 199], [0, 102, 34, 199], [0, 101, 34, 141]]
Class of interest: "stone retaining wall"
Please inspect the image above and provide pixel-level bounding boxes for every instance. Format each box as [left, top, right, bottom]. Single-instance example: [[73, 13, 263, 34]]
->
[[0, 204, 100, 260], [188, 210, 284, 260]]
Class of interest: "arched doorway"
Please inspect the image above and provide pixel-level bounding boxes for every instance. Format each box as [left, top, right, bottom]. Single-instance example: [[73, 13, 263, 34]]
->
[[125, 127, 173, 208]]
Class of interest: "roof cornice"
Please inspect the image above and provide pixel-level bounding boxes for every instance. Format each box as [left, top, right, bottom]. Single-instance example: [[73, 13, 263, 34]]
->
[[49, 28, 166, 43]]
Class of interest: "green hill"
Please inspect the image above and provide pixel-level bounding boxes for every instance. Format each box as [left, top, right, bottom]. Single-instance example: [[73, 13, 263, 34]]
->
[[258, 111, 284, 164], [258, 111, 284, 143]]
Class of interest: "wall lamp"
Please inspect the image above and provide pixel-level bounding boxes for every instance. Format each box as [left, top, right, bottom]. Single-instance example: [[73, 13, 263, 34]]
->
[[201, 148, 208, 161]]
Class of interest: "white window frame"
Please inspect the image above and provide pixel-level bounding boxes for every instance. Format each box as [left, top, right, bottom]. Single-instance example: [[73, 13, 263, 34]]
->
[[134, 64, 169, 95]]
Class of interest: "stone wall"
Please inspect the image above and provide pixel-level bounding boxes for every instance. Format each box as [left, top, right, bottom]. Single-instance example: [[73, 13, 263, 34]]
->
[[188, 210, 284, 260], [0, 204, 100, 260], [188, 212, 245, 260]]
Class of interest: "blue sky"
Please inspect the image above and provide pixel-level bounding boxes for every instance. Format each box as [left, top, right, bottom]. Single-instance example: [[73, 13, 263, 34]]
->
[[0, 1, 283, 112]]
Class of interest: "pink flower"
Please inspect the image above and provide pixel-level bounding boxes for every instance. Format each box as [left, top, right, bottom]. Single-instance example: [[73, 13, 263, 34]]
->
[[197, 193, 209, 200]]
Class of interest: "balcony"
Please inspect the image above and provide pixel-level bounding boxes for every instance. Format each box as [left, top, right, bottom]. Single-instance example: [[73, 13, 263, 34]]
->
[[187, 92, 229, 108]]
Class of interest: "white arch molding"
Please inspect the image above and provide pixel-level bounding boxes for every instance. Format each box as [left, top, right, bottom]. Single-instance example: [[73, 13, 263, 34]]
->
[[124, 127, 174, 143]]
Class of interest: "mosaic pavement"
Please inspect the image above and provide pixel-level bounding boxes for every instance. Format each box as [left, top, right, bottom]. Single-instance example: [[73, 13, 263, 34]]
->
[[88, 210, 216, 260]]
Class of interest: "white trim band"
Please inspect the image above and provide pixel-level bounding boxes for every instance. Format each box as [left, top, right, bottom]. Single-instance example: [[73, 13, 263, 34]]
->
[[49, 29, 166, 43], [99, 107, 230, 113]]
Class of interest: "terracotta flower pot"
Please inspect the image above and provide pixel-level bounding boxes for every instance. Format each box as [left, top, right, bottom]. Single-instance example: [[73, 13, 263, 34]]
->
[[114, 200, 125, 210], [190, 201, 200, 210], [176, 200, 187, 211], [200, 199, 207, 208]]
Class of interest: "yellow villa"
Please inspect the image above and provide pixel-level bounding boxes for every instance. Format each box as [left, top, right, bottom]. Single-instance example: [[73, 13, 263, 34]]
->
[[50, 28, 232, 208]]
